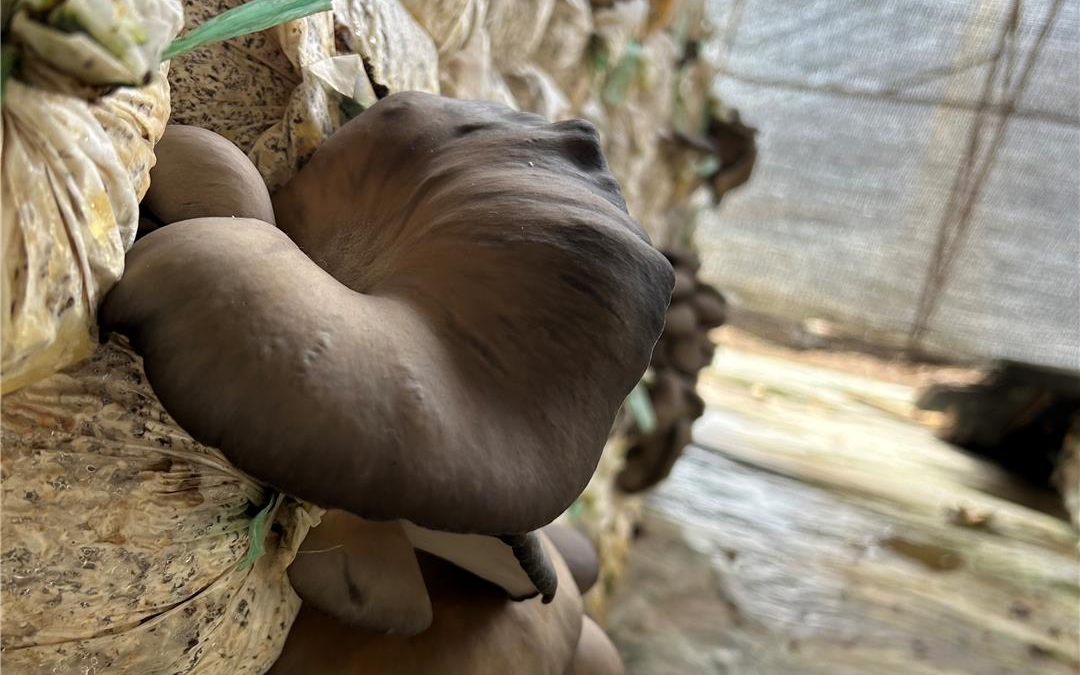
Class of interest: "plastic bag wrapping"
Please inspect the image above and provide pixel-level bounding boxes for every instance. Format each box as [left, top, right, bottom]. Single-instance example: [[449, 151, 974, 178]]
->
[[398, 0, 481, 55], [1, 64, 171, 394], [0, 337, 320, 675], [504, 63, 572, 122], [532, 0, 592, 108], [169, 0, 439, 190], [249, 13, 343, 191], [167, 0, 333, 187], [437, 0, 515, 108], [483, 0, 553, 68], [332, 0, 439, 95], [586, 31, 678, 242], [590, 0, 648, 69], [7, 0, 182, 91]]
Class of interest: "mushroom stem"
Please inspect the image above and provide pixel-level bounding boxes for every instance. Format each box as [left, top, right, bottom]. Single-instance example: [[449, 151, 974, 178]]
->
[[541, 523, 600, 595]]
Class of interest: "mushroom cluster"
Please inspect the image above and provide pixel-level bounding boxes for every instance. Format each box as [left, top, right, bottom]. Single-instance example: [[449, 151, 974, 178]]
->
[[102, 91, 672, 672], [617, 248, 726, 493]]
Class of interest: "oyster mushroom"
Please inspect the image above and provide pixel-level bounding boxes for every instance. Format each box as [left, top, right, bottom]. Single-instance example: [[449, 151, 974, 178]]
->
[[286, 510, 433, 634], [541, 523, 600, 595], [100, 92, 673, 538], [102, 95, 671, 635], [267, 536, 584, 675], [566, 616, 626, 675], [142, 125, 276, 226], [288, 510, 561, 634], [401, 523, 559, 602]]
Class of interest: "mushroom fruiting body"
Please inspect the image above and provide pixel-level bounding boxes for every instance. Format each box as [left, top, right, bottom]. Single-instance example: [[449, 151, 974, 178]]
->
[[566, 616, 626, 675], [267, 537, 585, 675], [101, 92, 673, 538], [402, 523, 559, 602], [541, 523, 600, 595], [286, 511, 433, 634], [142, 125, 276, 226], [618, 248, 724, 493]]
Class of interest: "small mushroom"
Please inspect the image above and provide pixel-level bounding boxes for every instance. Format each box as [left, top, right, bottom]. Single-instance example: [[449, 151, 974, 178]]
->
[[287, 511, 433, 634], [671, 334, 711, 375], [671, 267, 695, 300], [700, 332, 717, 365], [618, 417, 694, 493], [268, 537, 584, 674], [647, 370, 702, 432], [101, 93, 673, 537], [691, 284, 727, 328], [664, 248, 701, 274], [541, 523, 600, 595], [662, 301, 698, 337], [565, 616, 626, 675], [142, 125, 276, 225]]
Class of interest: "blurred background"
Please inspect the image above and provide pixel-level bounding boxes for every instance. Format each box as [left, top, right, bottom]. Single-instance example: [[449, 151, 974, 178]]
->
[[582, 1, 1080, 673]]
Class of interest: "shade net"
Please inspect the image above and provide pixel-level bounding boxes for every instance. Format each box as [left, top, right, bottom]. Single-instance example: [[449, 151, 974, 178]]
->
[[698, 0, 1079, 370]]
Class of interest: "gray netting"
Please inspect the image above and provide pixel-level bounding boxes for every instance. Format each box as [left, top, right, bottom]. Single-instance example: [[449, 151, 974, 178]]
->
[[697, 0, 1079, 370]]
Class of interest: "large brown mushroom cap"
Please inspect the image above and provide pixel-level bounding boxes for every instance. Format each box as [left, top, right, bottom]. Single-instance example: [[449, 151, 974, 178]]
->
[[101, 92, 673, 535]]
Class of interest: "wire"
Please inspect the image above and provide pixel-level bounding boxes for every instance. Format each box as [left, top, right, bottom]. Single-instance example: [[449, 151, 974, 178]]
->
[[714, 66, 1078, 128], [906, 0, 1067, 353]]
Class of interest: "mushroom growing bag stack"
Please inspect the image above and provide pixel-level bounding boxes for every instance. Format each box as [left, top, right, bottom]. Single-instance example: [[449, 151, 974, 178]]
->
[[1, 0, 182, 393], [0, 337, 318, 674]]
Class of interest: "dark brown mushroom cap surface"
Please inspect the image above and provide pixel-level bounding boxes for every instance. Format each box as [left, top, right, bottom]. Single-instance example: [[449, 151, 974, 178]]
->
[[143, 125, 276, 226], [541, 523, 600, 595], [101, 92, 673, 535]]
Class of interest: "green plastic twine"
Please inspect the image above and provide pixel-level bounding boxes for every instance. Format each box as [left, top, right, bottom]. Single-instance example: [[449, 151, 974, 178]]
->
[[237, 491, 284, 570], [626, 380, 657, 435], [162, 0, 331, 61], [601, 39, 641, 107]]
